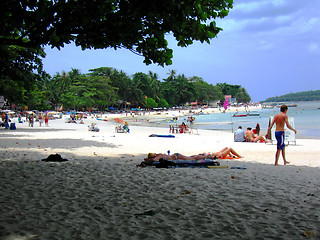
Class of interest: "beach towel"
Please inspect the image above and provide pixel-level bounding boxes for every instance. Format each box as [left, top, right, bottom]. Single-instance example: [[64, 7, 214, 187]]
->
[[153, 158, 220, 168], [218, 156, 240, 160], [149, 134, 175, 138]]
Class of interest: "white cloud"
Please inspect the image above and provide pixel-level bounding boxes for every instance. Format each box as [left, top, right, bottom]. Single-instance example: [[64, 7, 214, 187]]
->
[[274, 15, 292, 24], [271, 0, 285, 7], [236, 1, 264, 14], [258, 40, 274, 50], [307, 43, 320, 55]]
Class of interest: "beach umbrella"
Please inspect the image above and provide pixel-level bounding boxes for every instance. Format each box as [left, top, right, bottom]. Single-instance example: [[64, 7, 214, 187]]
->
[[1, 110, 15, 114], [114, 118, 124, 123], [1, 109, 12, 113]]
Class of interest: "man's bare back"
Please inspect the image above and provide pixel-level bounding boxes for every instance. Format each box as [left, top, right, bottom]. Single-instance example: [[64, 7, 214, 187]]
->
[[271, 111, 296, 133], [273, 112, 287, 131]]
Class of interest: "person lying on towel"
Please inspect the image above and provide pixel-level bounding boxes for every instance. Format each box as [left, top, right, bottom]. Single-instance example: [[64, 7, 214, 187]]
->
[[143, 153, 209, 164], [143, 148, 242, 164], [200, 147, 242, 159]]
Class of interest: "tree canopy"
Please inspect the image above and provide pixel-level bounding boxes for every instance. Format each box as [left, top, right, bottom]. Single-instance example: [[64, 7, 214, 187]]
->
[[21, 67, 250, 111], [1, 0, 235, 107], [1, 0, 233, 66]]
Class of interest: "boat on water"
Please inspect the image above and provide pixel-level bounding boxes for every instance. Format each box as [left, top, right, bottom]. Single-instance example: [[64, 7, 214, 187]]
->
[[233, 113, 248, 117], [262, 105, 275, 109], [247, 111, 260, 116], [275, 103, 298, 108], [262, 102, 297, 108], [287, 104, 298, 107]]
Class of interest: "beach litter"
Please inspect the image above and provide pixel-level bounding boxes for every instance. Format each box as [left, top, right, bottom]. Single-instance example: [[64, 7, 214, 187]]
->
[[302, 230, 316, 238], [182, 190, 191, 194], [231, 166, 247, 169]]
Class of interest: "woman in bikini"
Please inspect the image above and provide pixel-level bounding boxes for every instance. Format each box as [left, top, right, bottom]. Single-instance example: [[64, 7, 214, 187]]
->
[[143, 153, 209, 163], [144, 147, 242, 163], [205, 147, 242, 159]]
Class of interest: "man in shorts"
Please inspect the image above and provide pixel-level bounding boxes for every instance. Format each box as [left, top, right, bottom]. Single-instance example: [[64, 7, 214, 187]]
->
[[267, 105, 297, 165]]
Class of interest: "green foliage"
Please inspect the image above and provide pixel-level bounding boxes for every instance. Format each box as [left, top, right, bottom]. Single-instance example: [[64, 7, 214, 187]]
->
[[146, 97, 158, 109], [158, 98, 169, 108], [0, 44, 46, 105], [263, 90, 320, 102], [1, 0, 233, 67], [235, 88, 251, 103], [1, 0, 233, 106], [192, 78, 223, 102], [217, 82, 251, 103], [6, 67, 251, 111]]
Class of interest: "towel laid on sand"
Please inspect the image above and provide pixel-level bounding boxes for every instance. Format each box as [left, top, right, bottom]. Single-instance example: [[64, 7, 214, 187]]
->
[[153, 159, 220, 168]]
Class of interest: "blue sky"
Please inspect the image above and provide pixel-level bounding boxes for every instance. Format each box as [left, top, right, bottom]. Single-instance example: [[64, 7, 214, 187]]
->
[[42, 0, 320, 102]]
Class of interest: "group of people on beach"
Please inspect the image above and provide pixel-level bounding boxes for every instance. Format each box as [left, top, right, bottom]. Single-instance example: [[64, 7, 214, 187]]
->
[[27, 113, 49, 127], [233, 105, 297, 165], [234, 126, 268, 143], [141, 104, 297, 167]]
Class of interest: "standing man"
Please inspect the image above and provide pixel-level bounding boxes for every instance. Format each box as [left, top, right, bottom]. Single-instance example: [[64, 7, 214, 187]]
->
[[267, 105, 297, 165]]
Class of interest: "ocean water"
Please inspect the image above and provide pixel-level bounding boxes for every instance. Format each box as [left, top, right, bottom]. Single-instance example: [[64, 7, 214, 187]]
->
[[190, 101, 320, 139]]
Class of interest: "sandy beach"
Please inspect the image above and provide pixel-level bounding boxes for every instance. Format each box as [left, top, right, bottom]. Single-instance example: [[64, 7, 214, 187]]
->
[[1, 110, 320, 239]]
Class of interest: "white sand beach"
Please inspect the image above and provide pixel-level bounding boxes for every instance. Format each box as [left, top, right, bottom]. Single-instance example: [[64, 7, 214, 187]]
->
[[1, 110, 320, 239]]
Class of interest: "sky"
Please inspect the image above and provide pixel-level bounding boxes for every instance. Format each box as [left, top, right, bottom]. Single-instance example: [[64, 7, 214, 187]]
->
[[42, 0, 320, 102]]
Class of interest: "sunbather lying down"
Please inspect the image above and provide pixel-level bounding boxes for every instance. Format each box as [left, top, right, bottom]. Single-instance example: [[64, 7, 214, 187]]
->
[[141, 147, 242, 165]]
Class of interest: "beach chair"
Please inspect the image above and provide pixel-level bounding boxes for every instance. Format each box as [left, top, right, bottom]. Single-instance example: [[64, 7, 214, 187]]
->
[[88, 123, 100, 132], [115, 125, 125, 133], [268, 116, 296, 145]]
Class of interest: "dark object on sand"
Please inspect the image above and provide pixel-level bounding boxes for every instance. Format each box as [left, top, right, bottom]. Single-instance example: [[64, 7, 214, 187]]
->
[[41, 154, 68, 162], [134, 210, 156, 217], [155, 158, 178, 168], [149, 134, 175, 138], [154, 158, 220, 168]]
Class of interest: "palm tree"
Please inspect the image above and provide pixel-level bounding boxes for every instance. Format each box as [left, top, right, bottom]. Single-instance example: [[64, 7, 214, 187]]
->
[[166, 69, 177, 82], [174, 74, 195, 105], [148, 71, 161, 102]]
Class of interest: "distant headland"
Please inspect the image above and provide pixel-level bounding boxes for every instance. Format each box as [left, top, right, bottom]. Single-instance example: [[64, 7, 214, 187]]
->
[[262, 90, 320, 102]]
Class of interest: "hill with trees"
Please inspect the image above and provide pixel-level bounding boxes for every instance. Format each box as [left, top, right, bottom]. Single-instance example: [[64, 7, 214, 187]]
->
[[263, 90, 320, 102]]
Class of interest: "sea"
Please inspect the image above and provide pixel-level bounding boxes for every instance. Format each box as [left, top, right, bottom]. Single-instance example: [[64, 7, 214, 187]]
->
[[188, 101, 320, 139]]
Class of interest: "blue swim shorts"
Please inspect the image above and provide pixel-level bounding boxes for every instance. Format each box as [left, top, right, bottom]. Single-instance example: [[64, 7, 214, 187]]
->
[[275, 131, 285, 150]]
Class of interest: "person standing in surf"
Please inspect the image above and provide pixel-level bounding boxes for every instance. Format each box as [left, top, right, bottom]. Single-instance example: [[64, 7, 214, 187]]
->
[[267, 105, 297, 165]]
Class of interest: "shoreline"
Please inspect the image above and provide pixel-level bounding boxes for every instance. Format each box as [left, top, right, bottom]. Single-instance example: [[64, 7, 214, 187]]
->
[[105, 106, 320, 140]]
